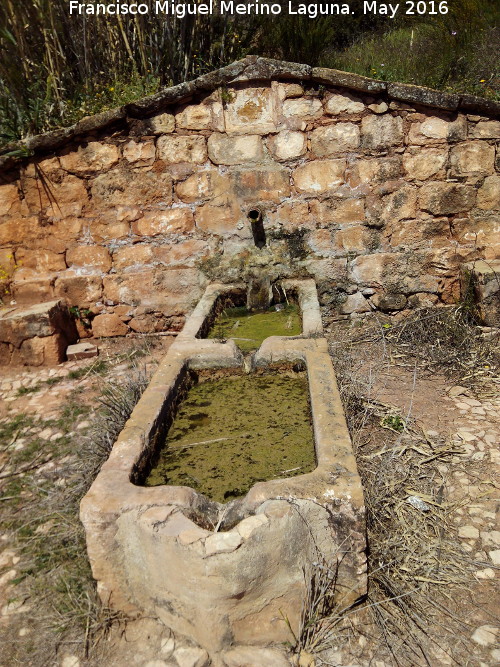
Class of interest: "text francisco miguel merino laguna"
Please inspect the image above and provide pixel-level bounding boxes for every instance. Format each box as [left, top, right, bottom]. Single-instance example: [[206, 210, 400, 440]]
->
[[69, 1, 421, 20]]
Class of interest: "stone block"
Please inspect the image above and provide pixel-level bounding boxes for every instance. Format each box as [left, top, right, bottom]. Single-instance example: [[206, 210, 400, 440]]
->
[[309, 198, 364, 224], [145, 113, 175, 135], [307, 229, 336, 257], [408, 116, 467, 144], [449, 141, 495, 176], [468, 120, 500, 139], [89, 218, 130, 242], [173, 646, 210, 667], [283, 97, 322, 119], [268, 201, 314, 230], [223, 87, 277, 135], [310, 123, 360, 156], [303, 257, 348, 282], [350, 253, 398, 286], [349, 157, 402, 185], [312, 66, 386, 93], [229, 167, 290, 202], [103, 268, 202, 311], [477, 174, 500, 210], [221, 646, 291, 667], [0, 300, 77, 366], [379, 185, 418, 224], [387, 82, 459, 111], [176, 170, 231, 203], [0, 183, 21, 216], [293, 160, 346, 194], [113, 245, 154, 270], [60, 142, 119, 175], [176, 104, 213, 130], [157, 135, 207, 164], [11, 278, 55, 305], [267, 130, 306, 161], [91, 170, 172, 208], [368, 101, 388, 114], [419, 182, 476, 215], [325, 92, 365, 114], [22, 173, 88, 218], [133, 209, 195, 236], [207, 134, 264, 165], [335, 225, 372, 253], [128, 313, 169, 333], [11, 335, 65, 367], [15, 248, 66, 275], [370, 292, 407, 311], [402, 148, 448, 180], [66, 342, 98, 361], [123, 140, 156, 167], [153, 240, 212, 267], [54, 273, 103, 308], [0, 217, 37, 246], [340, 292, 371, 314], [66, 246, 112, 273], [91, 313, 129, 337], [277, 82, 304, 99], [196, 195, 242, 234], [361, 115, 403, 150]]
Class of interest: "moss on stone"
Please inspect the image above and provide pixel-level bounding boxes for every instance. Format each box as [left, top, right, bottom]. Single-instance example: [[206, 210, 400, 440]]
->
[[207, 304, 301, 352], [145, 373, 315, 503]]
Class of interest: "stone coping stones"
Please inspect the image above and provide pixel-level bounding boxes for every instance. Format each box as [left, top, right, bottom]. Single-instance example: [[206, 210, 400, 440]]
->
[[0, 299, 77, 366], [2, 55, 499, 170], [80, 332, 365, 662]]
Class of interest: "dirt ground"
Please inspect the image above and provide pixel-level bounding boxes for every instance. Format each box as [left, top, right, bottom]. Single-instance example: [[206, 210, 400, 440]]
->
[[0, 319, 498, 667]]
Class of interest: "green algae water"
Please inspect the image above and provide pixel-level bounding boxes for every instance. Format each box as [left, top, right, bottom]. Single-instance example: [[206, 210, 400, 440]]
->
[[207, 305, 301, 352], [145, 374, 315, 502]]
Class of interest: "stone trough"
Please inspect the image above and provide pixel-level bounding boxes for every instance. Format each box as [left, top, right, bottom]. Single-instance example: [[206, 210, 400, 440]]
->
[[80, 280, 366, 663]]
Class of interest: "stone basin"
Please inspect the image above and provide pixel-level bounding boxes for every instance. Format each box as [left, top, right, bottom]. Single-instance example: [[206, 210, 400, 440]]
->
[[80, 282, 366, 663]]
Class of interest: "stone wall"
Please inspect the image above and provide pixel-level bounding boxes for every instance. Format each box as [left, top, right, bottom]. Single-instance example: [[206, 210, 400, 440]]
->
[[0, 57, 499, 336]]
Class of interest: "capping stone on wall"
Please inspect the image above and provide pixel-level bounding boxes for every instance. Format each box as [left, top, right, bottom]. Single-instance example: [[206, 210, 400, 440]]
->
[[1, 56, 499, 167]]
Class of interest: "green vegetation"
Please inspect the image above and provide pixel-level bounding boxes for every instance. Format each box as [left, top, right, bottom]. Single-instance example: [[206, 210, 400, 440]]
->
[[208, 304, 301, 352], [67, 360, 108, 380], [0, 0, 498, 148], [145, 372, 315, 502], [329, 14, 499, 98]]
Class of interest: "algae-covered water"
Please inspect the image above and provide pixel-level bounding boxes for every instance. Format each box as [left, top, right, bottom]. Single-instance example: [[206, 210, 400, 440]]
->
[[207, 305, 301, 352], [145, 374, 315, 502]]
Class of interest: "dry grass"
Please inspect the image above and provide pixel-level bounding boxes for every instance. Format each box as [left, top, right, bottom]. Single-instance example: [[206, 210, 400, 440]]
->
[[0, 358, 155, 666], [310, 307, 500, 665]]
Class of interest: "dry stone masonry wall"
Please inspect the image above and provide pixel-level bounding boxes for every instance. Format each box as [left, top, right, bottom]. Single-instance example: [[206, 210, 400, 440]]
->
[[0, 56, 499, 341]]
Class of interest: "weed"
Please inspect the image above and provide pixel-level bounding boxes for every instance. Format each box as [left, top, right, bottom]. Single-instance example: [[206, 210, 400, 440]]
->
[[68, 360, 108, 380], [380, 413, 405, 432], [219, 86, 235, 107], [16, 384, 41, 396], [45, 376, 62, 386], [69, 305, 93, 330]]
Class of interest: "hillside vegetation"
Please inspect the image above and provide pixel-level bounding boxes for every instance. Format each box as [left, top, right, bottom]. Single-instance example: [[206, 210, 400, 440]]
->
[[0, 0, 498, 147]]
